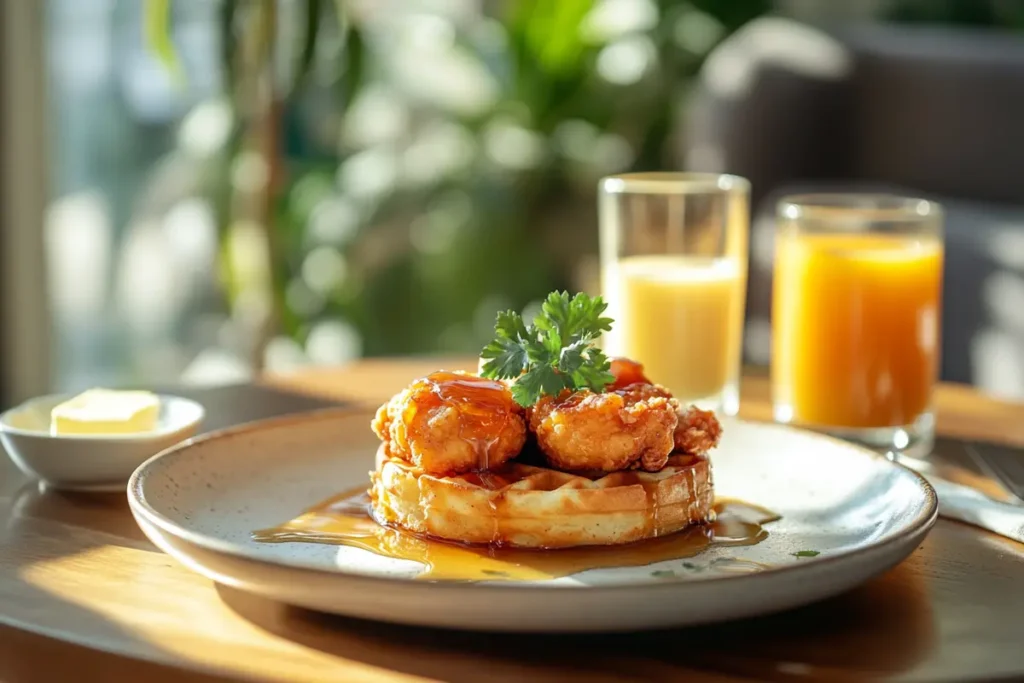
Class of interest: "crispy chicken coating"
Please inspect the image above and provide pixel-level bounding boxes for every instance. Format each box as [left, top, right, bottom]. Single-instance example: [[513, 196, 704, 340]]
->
[[674, 405, 723, 454], [528, 384, 679, 473], [372, 371, 527, 477], [607, 356, 723, 456]]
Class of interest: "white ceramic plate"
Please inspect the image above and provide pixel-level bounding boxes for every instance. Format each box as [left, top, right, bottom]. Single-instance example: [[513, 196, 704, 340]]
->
[[128, 408, 937, 632]]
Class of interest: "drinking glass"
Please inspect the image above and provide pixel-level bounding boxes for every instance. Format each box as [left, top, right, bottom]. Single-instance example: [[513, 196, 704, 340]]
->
[[771, 193, 943, 457], [598, 172, 750, 416]]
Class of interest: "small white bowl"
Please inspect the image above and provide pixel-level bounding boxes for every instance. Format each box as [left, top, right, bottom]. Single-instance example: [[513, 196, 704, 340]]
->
[[0, 393, 205, 492]]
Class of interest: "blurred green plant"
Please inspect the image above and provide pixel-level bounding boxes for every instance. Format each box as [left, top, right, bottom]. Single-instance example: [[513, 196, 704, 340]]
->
[[145, 0, 1024, 370], [147, 0, 773, 368], [144, 0, 1024, 377]]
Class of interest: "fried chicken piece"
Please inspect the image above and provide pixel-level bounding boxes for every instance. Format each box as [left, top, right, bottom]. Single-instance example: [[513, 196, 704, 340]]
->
[[528, 384, 679, 473], [372, 371, 527, 477], [674, 405, 722, 454], [607, 356, 723, 456]]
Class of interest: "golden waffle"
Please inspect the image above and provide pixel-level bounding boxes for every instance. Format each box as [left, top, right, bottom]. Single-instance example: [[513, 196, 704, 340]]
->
[[369, 445, 714, 549]]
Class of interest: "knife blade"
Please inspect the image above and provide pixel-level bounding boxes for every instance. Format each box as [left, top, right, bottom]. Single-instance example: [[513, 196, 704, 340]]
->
[[895, 453, 1024, 544]]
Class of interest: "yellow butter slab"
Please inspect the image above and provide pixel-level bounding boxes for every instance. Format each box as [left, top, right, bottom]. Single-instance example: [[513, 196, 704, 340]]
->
[[51, 389, 160, 436]]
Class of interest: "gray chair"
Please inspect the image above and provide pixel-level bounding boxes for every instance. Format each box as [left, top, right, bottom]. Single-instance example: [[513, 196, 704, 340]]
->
[[683, 17, 1024, 398]]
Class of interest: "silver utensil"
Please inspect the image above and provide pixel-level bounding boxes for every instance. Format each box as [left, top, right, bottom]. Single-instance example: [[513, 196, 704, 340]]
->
[[895, 453, 1024, 544], [963, 442, 1024, 502]]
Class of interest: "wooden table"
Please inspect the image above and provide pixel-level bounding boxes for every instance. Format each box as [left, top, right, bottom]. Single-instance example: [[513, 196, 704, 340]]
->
[[2, 358, 1024, 682]]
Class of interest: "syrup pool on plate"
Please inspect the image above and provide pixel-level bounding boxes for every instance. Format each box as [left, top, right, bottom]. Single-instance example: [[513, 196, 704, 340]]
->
[[252, 488, 780, 582]]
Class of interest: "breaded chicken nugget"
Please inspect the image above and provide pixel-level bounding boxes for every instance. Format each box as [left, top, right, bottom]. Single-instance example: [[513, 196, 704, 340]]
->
[[674, 405, 722, 454], [372, 371, 527, 477], [529, 384, 679, 473], [607, 356, 723, 456]]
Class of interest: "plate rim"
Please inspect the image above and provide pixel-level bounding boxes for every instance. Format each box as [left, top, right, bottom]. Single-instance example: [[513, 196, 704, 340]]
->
[[127, 406, 939, 592]]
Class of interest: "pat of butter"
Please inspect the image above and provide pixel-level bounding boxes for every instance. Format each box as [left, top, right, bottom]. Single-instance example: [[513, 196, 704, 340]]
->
[[51, 389, 160, 436]]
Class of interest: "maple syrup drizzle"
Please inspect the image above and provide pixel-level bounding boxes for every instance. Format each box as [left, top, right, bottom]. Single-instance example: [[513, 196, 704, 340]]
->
[[404, 371, 518, 470], [252, 488, 780, 582]]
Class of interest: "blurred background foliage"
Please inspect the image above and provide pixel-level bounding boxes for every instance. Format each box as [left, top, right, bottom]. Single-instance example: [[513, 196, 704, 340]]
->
[[150, 0, 772, 370], [134, 0, 1023, 378]]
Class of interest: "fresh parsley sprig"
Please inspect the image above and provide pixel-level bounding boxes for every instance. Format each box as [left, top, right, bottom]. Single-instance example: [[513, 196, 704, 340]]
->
[[479, 291, 615, 406]]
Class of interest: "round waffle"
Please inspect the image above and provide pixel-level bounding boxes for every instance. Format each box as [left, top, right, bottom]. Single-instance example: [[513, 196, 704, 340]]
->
[[369, 445, 714, 549]]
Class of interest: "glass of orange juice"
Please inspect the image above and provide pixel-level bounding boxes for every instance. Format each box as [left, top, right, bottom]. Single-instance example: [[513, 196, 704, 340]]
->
[[598, 173, 750, 416], [771, 194, 943, 456]]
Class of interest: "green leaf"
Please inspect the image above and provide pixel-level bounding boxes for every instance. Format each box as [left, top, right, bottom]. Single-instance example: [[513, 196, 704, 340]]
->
[[478, 291, 617, 405], [574, 346, 614, 391], [567, 292, 613, 340], [480, 310, 534, 380], [563, 344, 613, 392], [538, 291, 577, 344], [144, 0, 184, 86], [557, 339, 588, 374], [480, 337, 528, 380], [513, 0, 596, 76], [509, 364, 571, 406], [495, 309, 531, 342], [792, 550, 820, 558], [574, 368, 615, 392], [651, 569, 675, 578], [534, 291, 567, 353], [536, 290, 612, 348]]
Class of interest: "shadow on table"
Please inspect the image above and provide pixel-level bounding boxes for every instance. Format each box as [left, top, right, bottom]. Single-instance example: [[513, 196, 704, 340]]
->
[[0, 480, 238, 683], [216, 561, 937, 683]]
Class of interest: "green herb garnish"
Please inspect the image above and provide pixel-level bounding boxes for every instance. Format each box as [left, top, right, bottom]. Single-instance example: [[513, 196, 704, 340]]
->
[[480, 291, 615, 406], [682, 561, 701, 571], [651, 569, 676, 578], [792, 550, 820, 558]]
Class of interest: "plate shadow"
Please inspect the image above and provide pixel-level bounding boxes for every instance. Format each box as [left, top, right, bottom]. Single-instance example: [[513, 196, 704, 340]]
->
[[215, 561, 936, 682]]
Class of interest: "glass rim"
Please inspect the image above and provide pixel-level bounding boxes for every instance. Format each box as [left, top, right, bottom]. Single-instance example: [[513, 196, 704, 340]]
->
[[777, 193, 942, 222], [600, 172, 750, 195]]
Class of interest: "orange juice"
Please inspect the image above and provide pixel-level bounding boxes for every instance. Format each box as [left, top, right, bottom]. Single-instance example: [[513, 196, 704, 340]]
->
[[603, 255, 746, 406], [772, 233, 942, 428]]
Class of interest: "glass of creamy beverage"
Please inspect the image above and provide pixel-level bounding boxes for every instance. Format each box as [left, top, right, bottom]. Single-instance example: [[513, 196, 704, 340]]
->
[[598, 173, 750, 416]]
